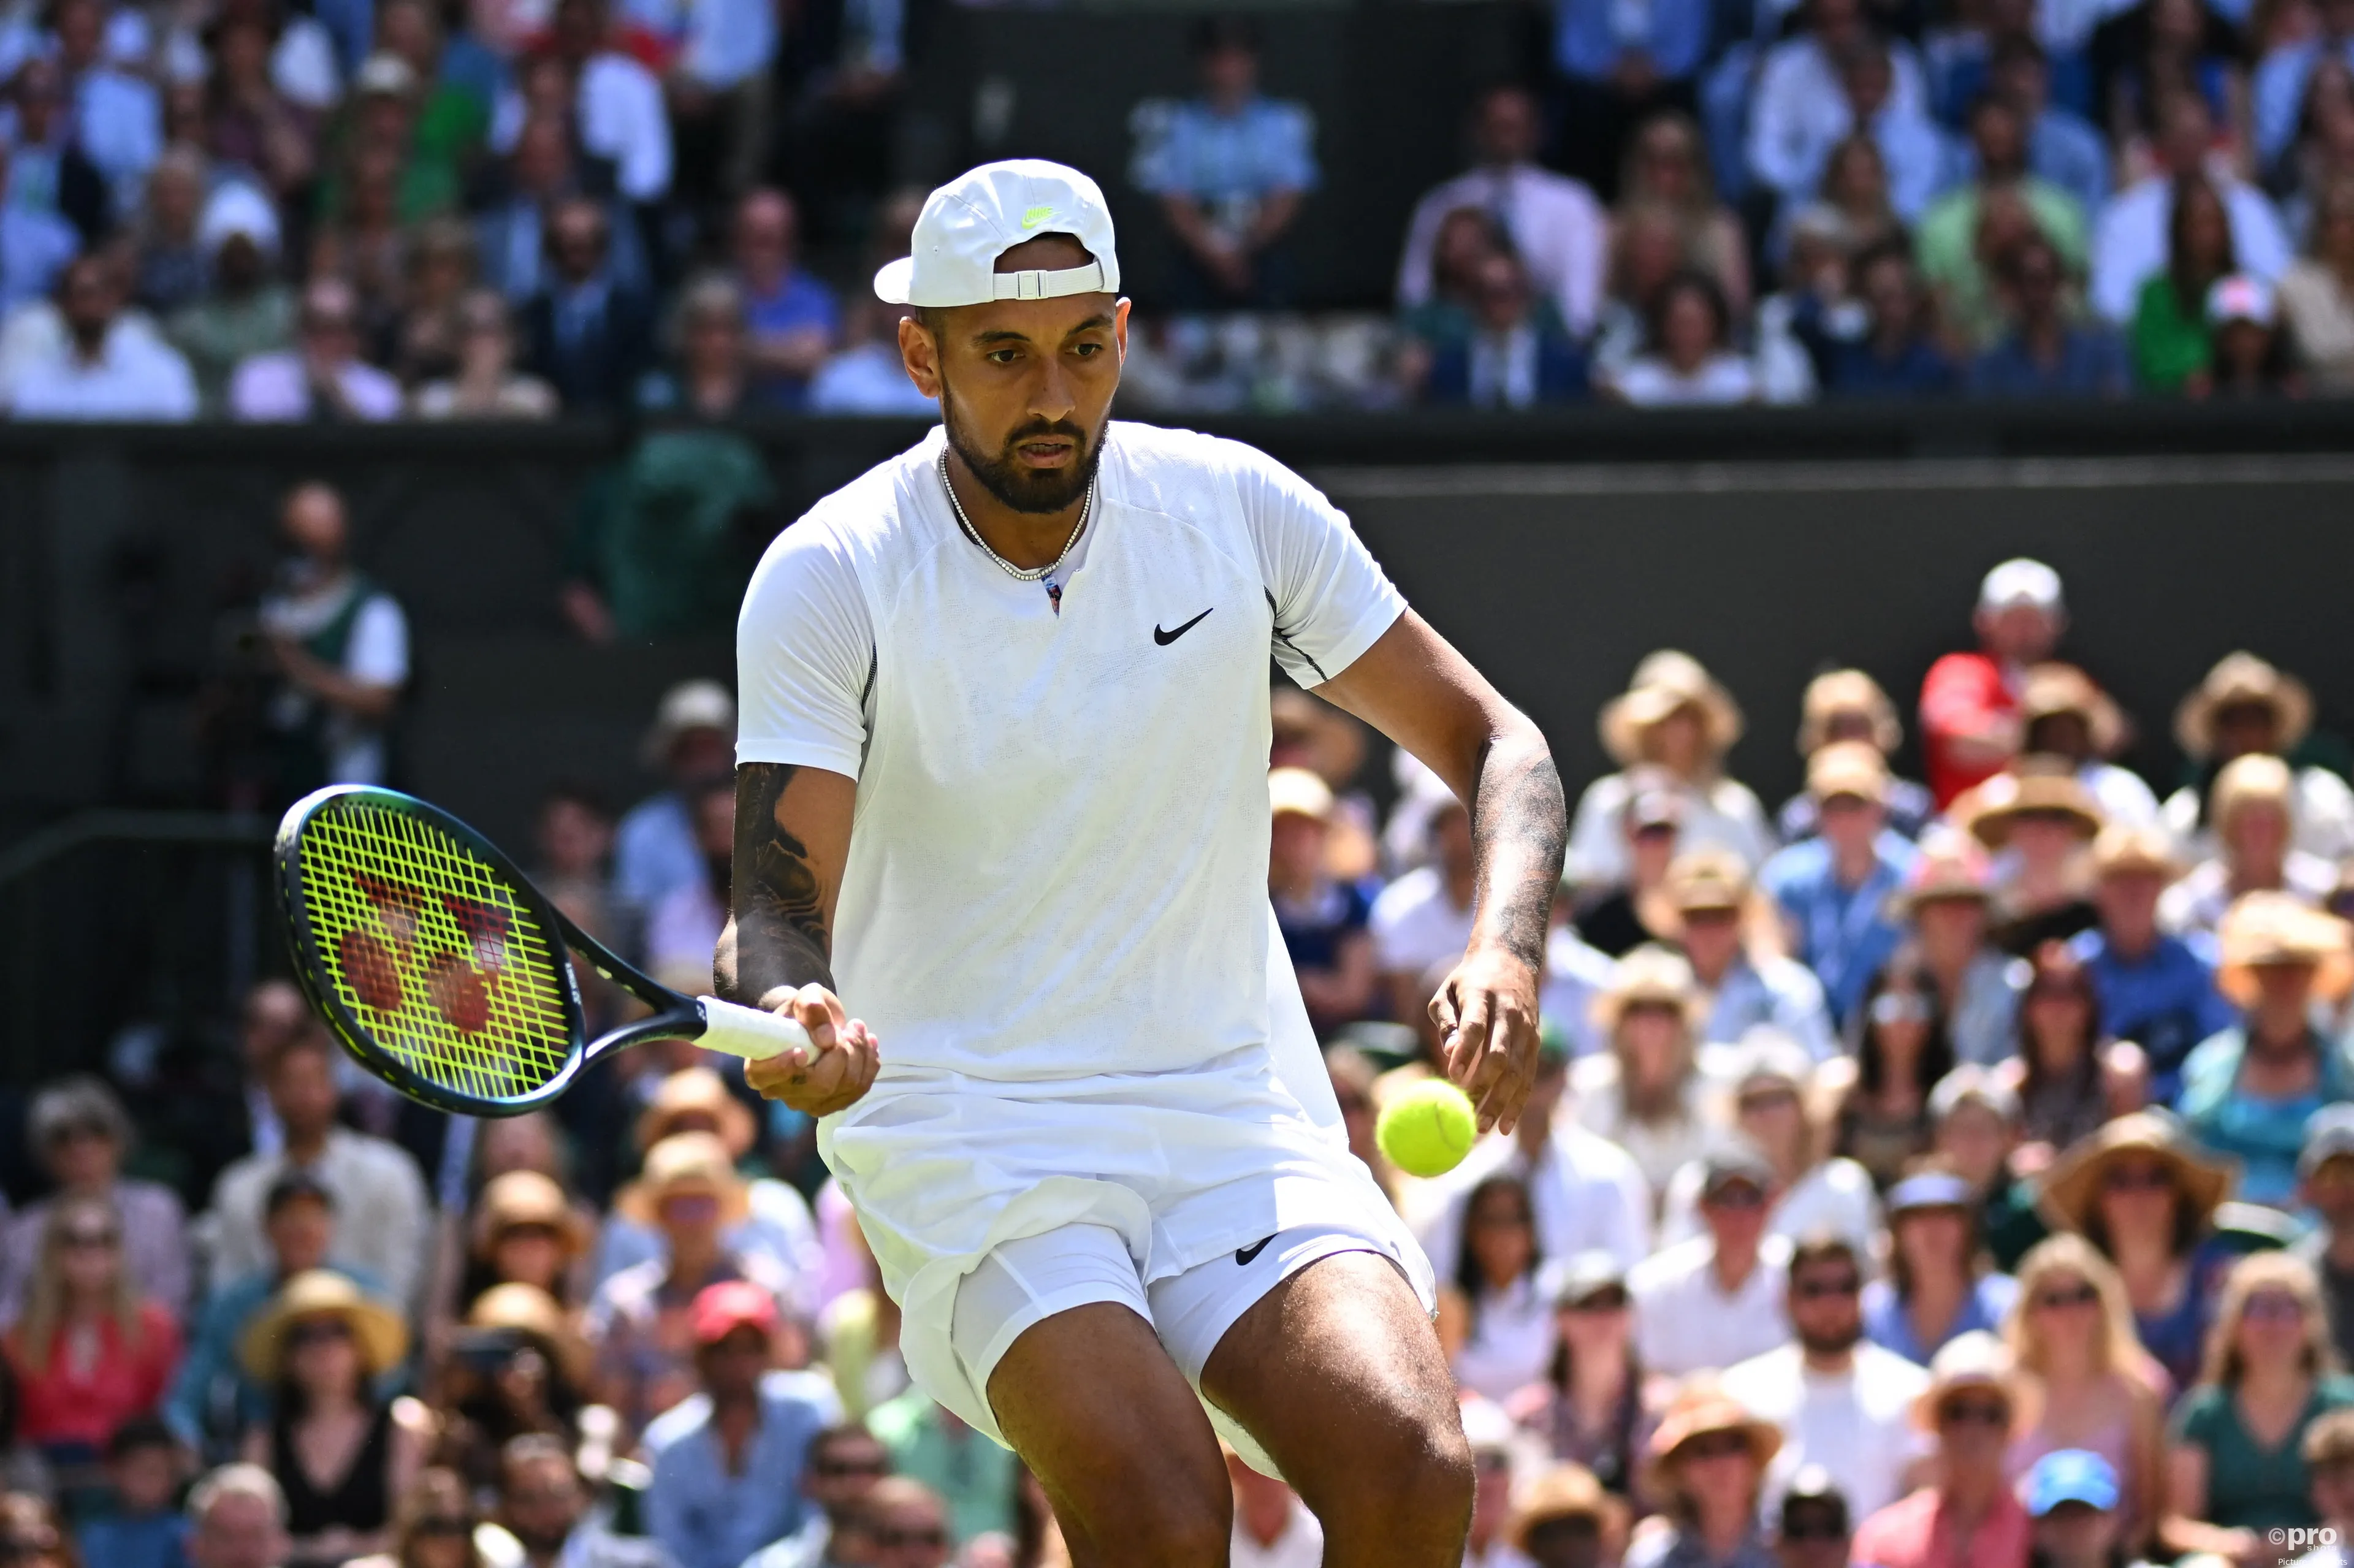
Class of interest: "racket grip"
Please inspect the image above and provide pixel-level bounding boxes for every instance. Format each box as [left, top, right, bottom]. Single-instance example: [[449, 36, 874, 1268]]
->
[[694, 997, 815, 1062]]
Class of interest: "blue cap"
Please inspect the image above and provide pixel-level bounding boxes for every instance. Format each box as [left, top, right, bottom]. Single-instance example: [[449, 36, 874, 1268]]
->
[[2022, 1450, 2119, 1517]]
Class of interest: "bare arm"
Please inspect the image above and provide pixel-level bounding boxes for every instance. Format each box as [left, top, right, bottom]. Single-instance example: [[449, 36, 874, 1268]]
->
[[719, 762, 881, 1116], [1314, 610, 1566, 1133]]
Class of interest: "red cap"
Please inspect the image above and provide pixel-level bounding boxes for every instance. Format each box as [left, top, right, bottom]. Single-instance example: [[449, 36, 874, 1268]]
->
[[690, 1280, 779, 1346]]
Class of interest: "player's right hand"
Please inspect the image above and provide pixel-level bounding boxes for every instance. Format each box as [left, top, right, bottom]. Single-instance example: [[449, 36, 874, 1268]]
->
[[744, 983, 880, 1117]]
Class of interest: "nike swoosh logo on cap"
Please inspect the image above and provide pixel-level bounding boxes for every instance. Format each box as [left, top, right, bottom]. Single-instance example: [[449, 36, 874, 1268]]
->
[[1022, 205, 1054, 230]]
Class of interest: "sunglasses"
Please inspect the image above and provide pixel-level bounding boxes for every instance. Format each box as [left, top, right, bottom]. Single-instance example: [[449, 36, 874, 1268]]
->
[[1703, 1184, 1766, 1210], [1680, 1432, 1753, 1461], [875, 1529, 946, 1550], [2032, 1283, 2100, 1312], [1564, 1288, 1629, 1314], [1780, 1517, 1848, 1542], [1794, 1274, 1862, 1301], [817, 1457, 889, 1479], [2101, 1165, 2174, 1193], [1527, 1517, 1601, 1543], [411, 1519, 473, 1540], [1938, 1398, 2010, 1428], [288, 1319, 352, 1348], [61, 1227, 119, 1249], [500, 1222, 564, 1244], [2244, 1292, 2307, 1324]]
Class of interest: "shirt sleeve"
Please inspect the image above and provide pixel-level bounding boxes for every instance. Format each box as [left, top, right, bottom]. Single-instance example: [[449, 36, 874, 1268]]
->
[[736, 519, 876, 778], [346, 595, 410, 687], [1235, 446, 1403, 687]]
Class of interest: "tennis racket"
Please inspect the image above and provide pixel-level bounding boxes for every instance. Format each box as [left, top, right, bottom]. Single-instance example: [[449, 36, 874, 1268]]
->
[[275, 784, 810, 1117]]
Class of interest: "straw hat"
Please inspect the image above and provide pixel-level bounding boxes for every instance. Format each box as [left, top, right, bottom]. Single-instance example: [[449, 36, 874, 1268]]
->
[[470, 1170, 592, 1262], [2090, 824, 2181, 882], [615, 1130, 751, 1228], [1796, 669, 1901, 758], [2036, 1111, 2233, 1236], [1807, 740, 1889, 805], [1600, 652, 1745, 768], [1267, 766, 1336, 824], [2175, 653, 2314, 761], [1509, 1464, 1629, 1558], [2211, 753, 2296, 837], [2019, 665, 2125, 758], [465, 1282, 591, 1388], [240, 1269, 409, 1383], [1590, 943, 1707, 1032], [1646, 1382, 1782, 1491], [1908, 1331, 2017, 1433], [1956, 761, 2105, 850], [1639, 848, 1756, 944], [1892, 845, 1995, 916], [2216, 891, 2354, 1007], [636, 1067, 758, 1157]]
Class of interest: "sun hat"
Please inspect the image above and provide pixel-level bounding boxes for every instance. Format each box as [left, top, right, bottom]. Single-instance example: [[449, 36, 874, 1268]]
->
[[636, 1065, 758, 1157], [615, 1130, 751, 1228], [2022, 1450, 2120, 1516], [874, 160, 1120, 308], [1697, 1137, 1778, 1203], [2036, 1110, 2233, 1235], [1590, 943, 1705, 1032], [1648, 1382, 1782, 1478], [1730, 1029, 1815, 1098], [2301, 1104, 2354, 1181], [470, 1170, 591, 1262], [1978, 559, 2063, 614], [1797, 670, 1902, 758], [1509, 1464, 1628, 1558], [641, 680, 736, 769], [2019, 665, 2125, 758], [1267, 766, 1336, 824], [465, 1282, 591, 1387], [2176, 653, 2314, 760], [1957, 762, 2104, 850], [1599, 652, 1744, 768], [2090, 824, 2181, 881], [1639, 847, 1766, 945], [2215, 892, 2354, 1007], [1887, 1168, 1976, 1215], [1807, 740, 1889, 805], [1909, 1331, 2017, 1431], [1893, 845, 1995, 916], [240, 1270, 409, 1383]]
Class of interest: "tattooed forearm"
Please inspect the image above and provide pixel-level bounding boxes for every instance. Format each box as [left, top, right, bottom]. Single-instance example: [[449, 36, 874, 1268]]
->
[[1469, 723, 1567, 974], [717, 762, 837, 1005]]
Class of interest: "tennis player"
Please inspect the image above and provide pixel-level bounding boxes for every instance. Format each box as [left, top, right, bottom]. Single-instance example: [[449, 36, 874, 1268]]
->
[[720, 159, 1564, 1563]]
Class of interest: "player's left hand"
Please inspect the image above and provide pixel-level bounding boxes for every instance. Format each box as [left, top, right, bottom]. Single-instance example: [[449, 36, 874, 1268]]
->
[[1429, 943, 1541, 1136]]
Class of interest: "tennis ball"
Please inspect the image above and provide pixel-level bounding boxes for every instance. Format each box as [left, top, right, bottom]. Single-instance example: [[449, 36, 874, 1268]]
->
[[1376, 1079, 1478, 1178]]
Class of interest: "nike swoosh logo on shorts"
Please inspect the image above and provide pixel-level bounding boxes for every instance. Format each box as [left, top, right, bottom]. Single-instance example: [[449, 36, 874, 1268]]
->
[[1154, 609, 1213, 645], [1235, 1235, 1274, 1266]]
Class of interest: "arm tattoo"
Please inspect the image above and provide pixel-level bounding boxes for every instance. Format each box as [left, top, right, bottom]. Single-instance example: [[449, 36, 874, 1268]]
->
[[1470, 730, 1567, 974], [716, 763, 837, 1005]]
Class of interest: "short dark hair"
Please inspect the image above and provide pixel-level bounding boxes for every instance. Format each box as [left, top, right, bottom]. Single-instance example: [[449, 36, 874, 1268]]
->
[[1789, 1233, 1861, 1281], [539, 782, 611, 820], [806, 1422, 884, 1474], [107, 1415, 178, 1461], [1191, 14, 1259, 55], [264, 1171, 335, 1217]]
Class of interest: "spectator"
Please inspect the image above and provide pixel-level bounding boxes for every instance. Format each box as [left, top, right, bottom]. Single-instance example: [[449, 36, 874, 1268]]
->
[[535, 0, 672, 204], [7, 55, 112, 244], [435, 1287, 589, 1496], [2018, 666, 2161, 830], [2204, 273, 2302, 397], [1602, 269, 1759, 405], [1902, 847, 2023, 1067], [2004, 1237, 2166, 1548], [78, 1418, 189, 1568], [1927, 1068, 2043, 1271], [1625, 1383, 1781, 1568], [1770, 1469, 1853, 1568], [2130, 174, 2240, 391], [1129, 17, 1317, 308], [1864, 1167, 2021, 1364], [465, 1171, 590, 1310], [2036, 1110, 2236, 1393], [1785, 135, 1906, 265], [1618, 113, 1754, 322], [2093, 93, 2290, 325], [2280, 176, 2354, 390], [2000, 943, 2139, 1165], [0, 1078, 189, 1321], [585, 1132, 799, 1436], [1969, 236, 2134, 394], [250, 482, 411, 799], [1399, 85, 1608, 337], [2179, 894, 2354, 1205], [1827, 242, 1960, 396], [1574, 946, 1727, 1195], [611, 682, 736, 923], [1372, 794, 1476, 1049], [1777, 671, 1937, 845], [1226, 1439, 1321, 1568], [1572, 780, 1685, 959], [1425, 249, 1590, 407], [384, 217, 482, 389], [2166, 653, 2354, 864], [1547, 0, 1712, 199], [2162, 755, 2341, 938], [493, 1436, 669, 1568], [341, 1469, 489, 1568], [1569, 653, 1772, 889], [0, 140, 80, 318], [1920, 97, 2089, 348], [1663, 1035, 1878, 1253], [2163, 1254, 2354, 1555], [1843, 42, 1957, 223], [2299, 1408, 2354, 1564], [2, 1194, 183, 1456], [806, 300, 934, 417], [1439, 1174, 1554, 1402], [1509, 1464, 1625, 1568], [413, 291, 558, 418], [859, 1479, 951, 1568], [1629, 1141, 1794, 1377], [204, 12, 321, 204], [1655, 854, 1837, 1056], [1591, 201, 1700, 378], [4, 253, 199, 419], [476, 115, 649, 306], [1506, 1254, 1658, 1495], [205, 1032, 431, 1309], [1761, 741, 1919, 1028], [229, 278, 403, 422], [1748, 0, 1933, 213], [49, 0, 162, 211], [1986, 41, 2110, 214], [1919, 556, 2066, 808], [374, 0, 491, 163], [640, 775, 733, 995], [129, 148, 210, 318], [1265, 769, 1377, 1040], [643, 1283, 841, 1568], [2254, 0, 2354, 172], [520, 196, 654, 413], [1829, 962, 1956, 1189], [2071, 825, 2233, 1106], [2097, 0, 2246, 180], [734, 1423, 889, 1568], [1460, 1402, 1533, 1568], [723, 190, 839, 408], [1959, 763, 2105, 955], [169, 185, 294, 412], [237, 1271, 425, 1568], [1850, 1333, 2030, 1568], [186, 1466, 291, 1568], [1726, 1235, 1932, 1520], [861, 1395, 1013, 1550], [2019, 1451, 2132, 1568], [2298, 1107, 2354, 1366]]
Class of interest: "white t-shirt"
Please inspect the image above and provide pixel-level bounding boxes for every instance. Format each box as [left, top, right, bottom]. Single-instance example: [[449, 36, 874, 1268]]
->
[[1369, 865, 1476, 985], [1657, 1155, 1882, 1255], [1720, 1341, 1933, 1521], [1629, 1233, 1792, 1378], [735, 421, 1404, 1082], [1232, 1498, 1325, 1568]]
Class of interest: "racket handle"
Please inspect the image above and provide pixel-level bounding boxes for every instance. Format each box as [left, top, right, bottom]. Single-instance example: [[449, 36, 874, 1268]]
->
[[694, 997, 815, 1062]]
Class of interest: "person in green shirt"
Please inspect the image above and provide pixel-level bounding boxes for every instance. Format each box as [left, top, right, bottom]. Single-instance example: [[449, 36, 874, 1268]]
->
[[1918, 96, 2089, 351], [863, 1391, 1016, 1548], [2132, 174, 2234, 393]]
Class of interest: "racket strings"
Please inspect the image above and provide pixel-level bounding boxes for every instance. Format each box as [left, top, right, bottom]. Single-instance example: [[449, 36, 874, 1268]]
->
[[297, 801, 575, 1102]]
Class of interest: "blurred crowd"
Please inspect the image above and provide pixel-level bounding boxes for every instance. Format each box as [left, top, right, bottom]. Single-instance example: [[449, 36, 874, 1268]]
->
[[18, 548, 2354, 1568]]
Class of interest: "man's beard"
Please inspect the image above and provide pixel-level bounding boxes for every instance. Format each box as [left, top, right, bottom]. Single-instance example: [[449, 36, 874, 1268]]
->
[[1799, 1320, 1862, 1358], [942, 382, 1109, 516]]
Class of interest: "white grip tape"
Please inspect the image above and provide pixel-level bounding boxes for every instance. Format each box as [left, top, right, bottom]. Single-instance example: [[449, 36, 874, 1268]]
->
[[694, 997, 813, 1062]]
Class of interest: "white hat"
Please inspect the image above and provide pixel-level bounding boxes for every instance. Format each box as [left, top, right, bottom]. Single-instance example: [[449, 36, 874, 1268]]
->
[[2207, 273, 2277, 328], [1978, 558, 2062, 614], [353, 50, 419, 96], [873, 160, 1121, 309], [197, 181, 282, 261], [641, 679, 736, 768]]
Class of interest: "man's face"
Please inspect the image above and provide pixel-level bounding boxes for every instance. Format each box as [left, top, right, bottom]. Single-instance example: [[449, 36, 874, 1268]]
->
[[1476, 90, 1541, 165], [2304, 1156, 2354, 1231], [1200, 43, 1257, 102], [1789, 1256, 1864, 1355], [1524, 1512, 1602, 1568], [44, 1122, 118, 1188], [2213, 702, 2282, 761], [1269, 812, 1328, 885], [897, 234, 1127, 517], [699, 1325, 769, 1399], [1816, 793, 1883, 855], [1702, 1180, 1770, 1257], [550, 207, 607, 284], [265, 1194, 333, 1273], [1935, 1388, 2013, 1468], [191, 1495, 286, 1568], [60, 263, 116, 340], [282, 486, 348, 569], [658, 1186, 723, 1247], [806, 1435, 889, 1515], [1976, 603, 2061, 664], [870, 1499, 949, 1568], [110, 1445, 181, 1515], [270, 1045, 339, 1140], [2093, 868, 2163, 941], [1973, 101, 2026, 172], [243, 983, 310, 1073], [1678, 906, 1742, 974], [501, 1457, 584, 1555], [734, 194, 794, 279], [1776, 1506, 1851, 1568]]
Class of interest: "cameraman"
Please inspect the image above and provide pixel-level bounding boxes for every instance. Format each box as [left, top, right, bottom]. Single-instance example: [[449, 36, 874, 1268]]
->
[[256, 481, 409, 804]]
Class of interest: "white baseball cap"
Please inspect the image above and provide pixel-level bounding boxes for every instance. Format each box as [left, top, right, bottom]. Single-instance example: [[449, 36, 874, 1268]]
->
[[872, 159, 1121, 309], [2207, 273, 2277, 328], [1978, 558, 2063, 613]]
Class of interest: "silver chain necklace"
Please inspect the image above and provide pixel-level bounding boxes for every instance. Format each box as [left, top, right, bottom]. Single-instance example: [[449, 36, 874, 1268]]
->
[[939, 448, 1092, 614]]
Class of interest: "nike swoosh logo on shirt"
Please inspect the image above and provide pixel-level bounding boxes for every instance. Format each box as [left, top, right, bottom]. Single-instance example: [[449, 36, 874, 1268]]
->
[[1235, 1235, 1275, 1266], [1154, 609, 1213, 645]]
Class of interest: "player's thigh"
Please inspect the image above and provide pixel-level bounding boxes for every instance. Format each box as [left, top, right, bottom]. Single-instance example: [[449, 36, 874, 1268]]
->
[[953, 1226, 1228, 1563]]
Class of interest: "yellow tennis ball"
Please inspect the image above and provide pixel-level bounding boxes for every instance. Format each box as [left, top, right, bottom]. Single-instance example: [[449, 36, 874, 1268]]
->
[[1376, 1079, 1478, 1178]]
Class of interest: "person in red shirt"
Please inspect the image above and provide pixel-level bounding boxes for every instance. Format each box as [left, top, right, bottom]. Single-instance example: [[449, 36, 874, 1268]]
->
[[1919, 560, 2066, 809], [1852, 1333, 2032, 1568], [3, 1192, 183, 1458]]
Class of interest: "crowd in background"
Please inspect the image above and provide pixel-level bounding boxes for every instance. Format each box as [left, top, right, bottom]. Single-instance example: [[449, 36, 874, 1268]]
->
[[18, 547, 2354, 1568], [4, 0, 2354, 419]]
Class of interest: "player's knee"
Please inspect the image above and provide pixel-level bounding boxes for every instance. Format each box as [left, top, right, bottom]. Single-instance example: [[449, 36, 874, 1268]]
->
[[1305, 1393, 1474, 1540], [1074, 1467, 1230, 1567]]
